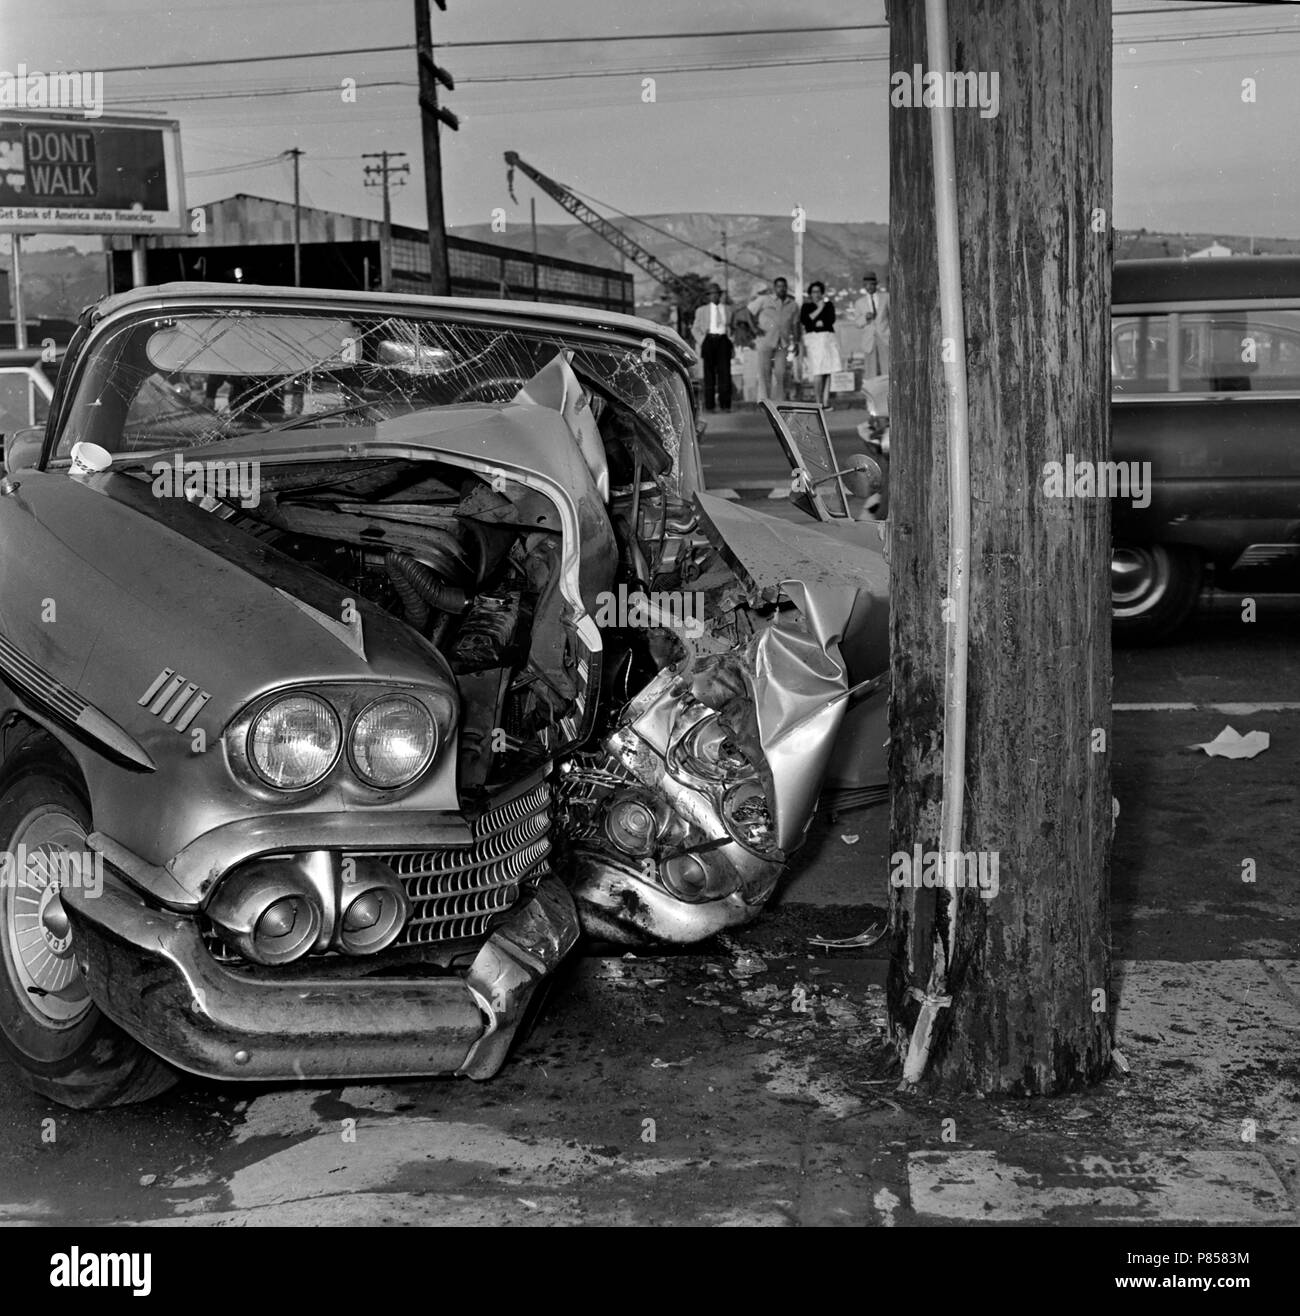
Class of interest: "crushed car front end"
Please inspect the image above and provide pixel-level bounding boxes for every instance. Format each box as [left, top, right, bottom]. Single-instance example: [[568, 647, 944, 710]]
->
[[0, 283, 887, 1104]]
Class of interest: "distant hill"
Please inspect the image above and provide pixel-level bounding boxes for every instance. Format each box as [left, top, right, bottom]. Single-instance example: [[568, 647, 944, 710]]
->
[[450, 213, 891, 308], [8, 221, 1300, 322], [1114, 230, 1300, 260], [451, 216, 1300, 309]]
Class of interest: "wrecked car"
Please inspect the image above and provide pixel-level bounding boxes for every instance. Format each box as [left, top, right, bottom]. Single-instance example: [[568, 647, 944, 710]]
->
[[0, 284, 888, 1106]]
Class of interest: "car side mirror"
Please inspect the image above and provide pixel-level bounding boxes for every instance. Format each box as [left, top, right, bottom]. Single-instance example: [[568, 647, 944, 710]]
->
[[841, 452, 883, 499], [790, 451, 884, 517], [3, 426, 44, 475]]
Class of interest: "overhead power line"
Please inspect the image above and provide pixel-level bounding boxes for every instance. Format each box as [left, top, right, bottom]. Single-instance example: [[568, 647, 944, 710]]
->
[[92, 46, 414, 74], [109, 80, 415, 106], [436, 24, 889, 47], [63, 9, 1291, 78], [460, 54, 884, 85], [187, 154, 286, 177]]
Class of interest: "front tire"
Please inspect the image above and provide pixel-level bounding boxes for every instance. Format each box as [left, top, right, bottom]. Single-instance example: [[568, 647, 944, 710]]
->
[[0, 740, 176, 1107], [1111, 544, 1203, 644]]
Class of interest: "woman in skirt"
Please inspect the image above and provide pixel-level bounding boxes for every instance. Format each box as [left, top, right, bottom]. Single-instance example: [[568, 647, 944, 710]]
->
[[800, 281, 843, 406]]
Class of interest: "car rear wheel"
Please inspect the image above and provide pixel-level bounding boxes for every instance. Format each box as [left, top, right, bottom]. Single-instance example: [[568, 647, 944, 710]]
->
[[0, 743, 176, 1107], [1111, 544, 1203, 644]]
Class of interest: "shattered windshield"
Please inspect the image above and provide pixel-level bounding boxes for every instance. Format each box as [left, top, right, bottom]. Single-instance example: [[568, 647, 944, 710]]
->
[[53, 305, 700, 494]]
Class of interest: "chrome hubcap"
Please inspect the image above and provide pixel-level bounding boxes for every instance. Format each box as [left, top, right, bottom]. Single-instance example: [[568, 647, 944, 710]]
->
[[1112, 545, 1170, 617], [2, 806, 92, 1026]]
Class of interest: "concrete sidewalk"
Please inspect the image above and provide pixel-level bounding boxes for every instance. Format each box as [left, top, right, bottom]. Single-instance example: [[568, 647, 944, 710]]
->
[[699, 403, 873, 499]]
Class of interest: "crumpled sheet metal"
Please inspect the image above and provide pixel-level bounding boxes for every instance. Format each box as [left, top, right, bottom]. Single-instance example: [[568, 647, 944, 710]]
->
[[693, 490, 889, 597], [513, 351, 610, 502], [692, 491, 885, 852], [749, 579, 858, 852]]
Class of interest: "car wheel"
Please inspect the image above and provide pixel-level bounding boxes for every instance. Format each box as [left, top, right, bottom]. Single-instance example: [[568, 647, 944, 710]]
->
[[1111, 544, 1202, 644], [0, 742, 177, 1107]]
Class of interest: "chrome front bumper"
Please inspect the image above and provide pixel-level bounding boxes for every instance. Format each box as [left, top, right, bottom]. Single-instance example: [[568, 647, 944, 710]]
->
[[62, 866, 579, 1083]]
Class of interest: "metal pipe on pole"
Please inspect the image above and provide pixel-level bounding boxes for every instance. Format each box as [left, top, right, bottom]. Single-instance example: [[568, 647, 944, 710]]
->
[[901, 0, 974, 1087]]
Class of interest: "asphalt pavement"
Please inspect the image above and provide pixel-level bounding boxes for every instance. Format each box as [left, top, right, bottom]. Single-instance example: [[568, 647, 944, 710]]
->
[[698, 402, 873, 496], [0, 456, 1295, 1229]]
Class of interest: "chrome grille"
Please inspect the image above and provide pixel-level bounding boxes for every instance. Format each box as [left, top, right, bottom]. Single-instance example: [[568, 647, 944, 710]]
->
[[350, 781, 552, 946]]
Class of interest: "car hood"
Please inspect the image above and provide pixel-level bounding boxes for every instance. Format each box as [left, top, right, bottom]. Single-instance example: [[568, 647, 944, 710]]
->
[[111, 402, 600, 501]]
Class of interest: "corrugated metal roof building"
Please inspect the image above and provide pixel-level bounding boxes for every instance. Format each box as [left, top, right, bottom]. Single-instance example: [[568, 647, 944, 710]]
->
[[107, 193, 633, 313]]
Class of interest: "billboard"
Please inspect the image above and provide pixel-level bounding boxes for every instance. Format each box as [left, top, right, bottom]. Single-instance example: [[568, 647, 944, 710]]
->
[[0, 113, 185, 235]]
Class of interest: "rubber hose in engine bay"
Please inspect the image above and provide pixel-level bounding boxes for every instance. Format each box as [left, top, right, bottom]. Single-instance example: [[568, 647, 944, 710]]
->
[[386, 550, 471, 632]]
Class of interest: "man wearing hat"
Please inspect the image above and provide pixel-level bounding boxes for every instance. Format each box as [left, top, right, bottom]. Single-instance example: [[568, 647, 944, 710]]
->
[[691, 283, 734, 412], [850, 271, 891, 376]]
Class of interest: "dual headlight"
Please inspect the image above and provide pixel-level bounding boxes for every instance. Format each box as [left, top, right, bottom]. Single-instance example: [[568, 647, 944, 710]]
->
[[247, 692, 440, 792], [667, 713, 779, 859]]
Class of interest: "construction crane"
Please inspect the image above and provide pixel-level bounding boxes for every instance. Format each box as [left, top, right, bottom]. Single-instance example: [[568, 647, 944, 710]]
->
[[505, 150, 704, 334]]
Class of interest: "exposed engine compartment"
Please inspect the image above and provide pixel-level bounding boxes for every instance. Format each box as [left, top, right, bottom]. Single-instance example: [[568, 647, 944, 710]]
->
[[219, 391, 764, 809]]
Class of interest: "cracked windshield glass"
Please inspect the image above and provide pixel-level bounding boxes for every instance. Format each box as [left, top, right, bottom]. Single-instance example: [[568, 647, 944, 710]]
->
[[54, 307, 695, 489]]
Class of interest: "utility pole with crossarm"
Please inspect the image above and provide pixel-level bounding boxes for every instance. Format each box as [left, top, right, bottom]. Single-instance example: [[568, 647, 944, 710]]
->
[[362, 150, 409, 292], [415, 0, 459, 296]]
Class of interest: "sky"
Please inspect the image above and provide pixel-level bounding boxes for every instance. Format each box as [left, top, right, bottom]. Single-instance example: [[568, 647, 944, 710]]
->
[[3, 0, 1300, 253]]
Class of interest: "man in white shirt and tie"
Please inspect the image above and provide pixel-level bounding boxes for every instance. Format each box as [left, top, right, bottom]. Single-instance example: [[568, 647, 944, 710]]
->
[[691, 283, 734, 412], [850, 270, 891, 377]]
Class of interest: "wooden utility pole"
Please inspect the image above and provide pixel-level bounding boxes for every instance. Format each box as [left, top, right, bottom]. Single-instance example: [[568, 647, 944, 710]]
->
[[886, 0, 1113, 1095], [285, 147, 304, 286], [362, 150, 409, 292], [415, 0, 459, 296]]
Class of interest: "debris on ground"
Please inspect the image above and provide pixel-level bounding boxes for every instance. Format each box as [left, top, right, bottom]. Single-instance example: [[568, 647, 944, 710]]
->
[[1191, 726, 1270, 759]]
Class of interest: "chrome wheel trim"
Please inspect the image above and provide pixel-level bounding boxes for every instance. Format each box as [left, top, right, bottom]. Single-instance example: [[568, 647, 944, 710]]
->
[[1, 805, 93, 1027], [1112, 545, 1171, 618]]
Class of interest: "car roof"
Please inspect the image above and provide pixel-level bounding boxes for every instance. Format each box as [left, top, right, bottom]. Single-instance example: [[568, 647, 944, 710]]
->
[[1114, 256, 1300, 305], [89, 282, 696, 364]]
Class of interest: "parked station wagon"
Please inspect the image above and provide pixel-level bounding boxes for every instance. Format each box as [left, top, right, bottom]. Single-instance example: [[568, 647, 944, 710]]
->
[[1112, 256, 1300, 639], [0, 284, 888, 1106]]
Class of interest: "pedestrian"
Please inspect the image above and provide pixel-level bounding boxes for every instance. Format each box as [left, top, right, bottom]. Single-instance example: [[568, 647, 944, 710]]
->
[[850, 270, 891, 376], [691, 283, 734, 412], [800, 281, 843, 406], [728, 300, 757, 351], [747, 276, 799, 402]]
